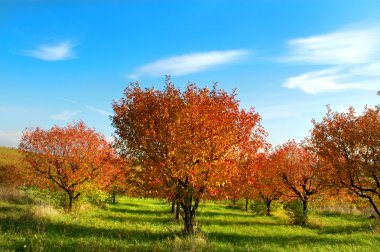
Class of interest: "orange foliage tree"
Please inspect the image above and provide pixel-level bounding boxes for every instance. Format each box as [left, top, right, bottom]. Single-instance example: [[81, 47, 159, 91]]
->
[[251, 154, 283, 215], [273, 140, 327, 213], [112, 80, 266, 234], [225, 140, 268, 211], [310, 106, 380, 217], [19, 121, 115, 211], [95, 156, 130, 204]]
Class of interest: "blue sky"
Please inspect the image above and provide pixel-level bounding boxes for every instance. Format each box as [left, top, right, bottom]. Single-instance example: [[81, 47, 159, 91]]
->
[[1, 0, 380, 147]]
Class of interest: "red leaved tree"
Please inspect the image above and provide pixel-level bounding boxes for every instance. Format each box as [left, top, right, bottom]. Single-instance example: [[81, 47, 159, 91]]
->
[[112, 80, 266, 234], [19, 121, 114, 211], [273, 140, 327, 213], [251, 154, 283, 215], [310, 106, 380, 217]]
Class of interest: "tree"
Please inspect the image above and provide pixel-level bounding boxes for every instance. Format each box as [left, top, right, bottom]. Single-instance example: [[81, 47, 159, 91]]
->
[[19, 121, 114, 211], [112, 80, 266, 235], [251, 154, 283, 215], [273, 141, 326, 216], [310, 106, 380, 217], [95, 156, 130, 204]]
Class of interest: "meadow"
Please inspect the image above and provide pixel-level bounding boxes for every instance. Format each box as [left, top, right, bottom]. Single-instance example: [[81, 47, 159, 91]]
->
[[0, 195, 379, 252]]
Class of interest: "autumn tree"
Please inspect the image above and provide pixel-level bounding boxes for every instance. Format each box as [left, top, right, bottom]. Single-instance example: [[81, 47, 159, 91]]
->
[[310, 106, 380, 217], [112, 80, 265, 235], [19, 121, 114, 211], [251, 154, 283, 215], [95, 156, 130, 204], [273, 140, 327, 215]]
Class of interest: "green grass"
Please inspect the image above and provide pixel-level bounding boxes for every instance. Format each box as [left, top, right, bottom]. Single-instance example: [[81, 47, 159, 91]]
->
[[0, 196, 379, 252]]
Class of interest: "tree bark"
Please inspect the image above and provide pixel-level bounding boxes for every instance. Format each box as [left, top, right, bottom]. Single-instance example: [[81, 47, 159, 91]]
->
[[245, 198, 249, 211], [181, 203, 194, 235], [175, 203, 180, 222], [111, 191, 116, 204], [302, 199, 308, 212], [367, 196, 380, 218], [180, 198, 199, 235], [68, 193, 73, 212], [171, 199, 175, 213], [265, 200, 272, 216]]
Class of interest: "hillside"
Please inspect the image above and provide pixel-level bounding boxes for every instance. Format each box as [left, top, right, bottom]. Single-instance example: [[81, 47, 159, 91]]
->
[[0, 146, 22, 166]]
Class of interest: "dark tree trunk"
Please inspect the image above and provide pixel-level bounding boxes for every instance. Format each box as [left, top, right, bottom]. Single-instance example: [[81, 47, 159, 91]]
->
[[181, 203, 194, 235], [67, 191, 74, 212], [232, 198, 236, 206], [171, 200, 175, 214], [265, 200, 272, 216], [111, 191, 116, 204], [180, 198, 199, 235], [367, 196, 380, 218], [245, 198, 249, 211], [175, 203, 180, 222], [302, 199, 308, 212]]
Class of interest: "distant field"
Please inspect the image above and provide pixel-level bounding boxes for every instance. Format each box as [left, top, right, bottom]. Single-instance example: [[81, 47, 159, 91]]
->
[[0, 146, 21, 166], [0, 196, 379, 252]]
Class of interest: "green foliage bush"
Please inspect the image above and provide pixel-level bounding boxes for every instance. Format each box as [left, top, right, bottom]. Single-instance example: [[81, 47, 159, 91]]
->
[[284, 199, 308, 225], [250, 200, 267, 216], [25, 187, 69, 209]]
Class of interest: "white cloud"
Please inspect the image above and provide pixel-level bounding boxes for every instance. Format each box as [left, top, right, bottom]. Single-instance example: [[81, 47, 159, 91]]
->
[[21, 41, 76, 61], [281, 26, 380, 94], [128, 49, 251, 78], [283, 65, 379, 94], [281, 28, 380, 65], [85, 105, 112, 116], [50, 110, 80, 121], [0, 131, 22, 147]]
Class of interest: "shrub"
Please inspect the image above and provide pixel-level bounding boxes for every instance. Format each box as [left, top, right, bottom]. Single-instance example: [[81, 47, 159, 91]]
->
[[250, 201, 267, 216], [284, 199, 308, 225]]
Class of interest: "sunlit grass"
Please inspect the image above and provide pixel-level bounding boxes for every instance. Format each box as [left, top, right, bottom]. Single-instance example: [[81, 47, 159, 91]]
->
[[0, 196, 379, 251]]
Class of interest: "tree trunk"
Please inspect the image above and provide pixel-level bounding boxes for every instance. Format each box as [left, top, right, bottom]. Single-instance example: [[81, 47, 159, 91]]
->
[[68, 193, 73, 212], [181, 203, 194, 235], [171, 200, 175, 213], [180, 197, 199, 236], [265, 200, 272, 216], [302, 199, 308, 212], [245, 198, 249, 211], [111, 191, 116, 204], [367, 196, 380, 218], [175, 203, 180, 222], [232, 198, 236, 206]]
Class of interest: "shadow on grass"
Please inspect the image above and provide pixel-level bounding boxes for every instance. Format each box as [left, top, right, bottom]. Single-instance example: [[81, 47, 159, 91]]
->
[[199, 217, 288, 227], [94, 213, 172, 224], [317, 224, 372, 234], [0, 205, 25, 214], [197, 210, 251, 219], [206, 232, 365, 248], [0, 212, 173, 243]]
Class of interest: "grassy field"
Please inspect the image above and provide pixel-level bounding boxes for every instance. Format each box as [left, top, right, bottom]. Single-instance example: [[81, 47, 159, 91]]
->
[[0, 195, 379, 252], [0, 147, 21, 166]]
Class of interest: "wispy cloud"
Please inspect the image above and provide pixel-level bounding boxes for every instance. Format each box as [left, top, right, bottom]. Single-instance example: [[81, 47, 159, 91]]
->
[[282, 66, 379, 94], [50, 110, 80, 121], [280, 26, 380, 94], [20, 41, 76, 61], [85, 105, 112, 116], [128, 49, 251, 78], [0, 130, 22, 147], [280, 28, 380, 65]]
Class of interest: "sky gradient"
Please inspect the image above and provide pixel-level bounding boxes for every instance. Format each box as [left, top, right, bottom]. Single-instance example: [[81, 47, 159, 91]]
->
[[1, 0, 380, 147]]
